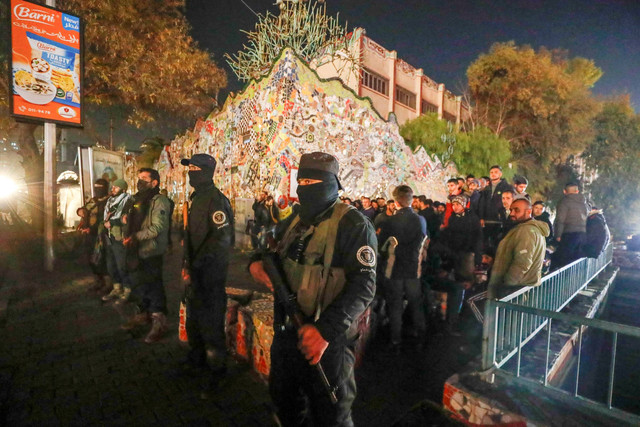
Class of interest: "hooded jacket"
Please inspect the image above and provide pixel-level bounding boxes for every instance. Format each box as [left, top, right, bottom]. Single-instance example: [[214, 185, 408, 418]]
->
[[554, 193, 589, 236], [488, 219, 550, 298]]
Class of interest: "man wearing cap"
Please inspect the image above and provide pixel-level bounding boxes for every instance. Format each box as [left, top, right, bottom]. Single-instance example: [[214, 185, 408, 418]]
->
[[179, 153, 234, 396], [121, 168, 171, 344], [102, 179, 133, 302], [249, 152, 376, 426]]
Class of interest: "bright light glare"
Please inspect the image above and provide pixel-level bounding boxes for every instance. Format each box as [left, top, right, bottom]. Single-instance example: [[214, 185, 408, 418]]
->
[[0, 176, 18, 199]]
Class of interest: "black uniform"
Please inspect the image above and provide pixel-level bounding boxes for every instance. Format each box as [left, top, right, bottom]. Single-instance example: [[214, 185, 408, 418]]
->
[[184, 182, 234, 371], [267, 206, 376, 426]]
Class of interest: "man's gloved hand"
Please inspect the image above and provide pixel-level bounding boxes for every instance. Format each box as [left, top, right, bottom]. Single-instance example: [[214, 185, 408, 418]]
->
[[249, 261, 273, 292], [298, 324, 329, 366]]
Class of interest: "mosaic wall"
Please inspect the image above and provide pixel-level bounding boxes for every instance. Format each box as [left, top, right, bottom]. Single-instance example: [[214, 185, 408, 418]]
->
[[160, 48, 456, 207]]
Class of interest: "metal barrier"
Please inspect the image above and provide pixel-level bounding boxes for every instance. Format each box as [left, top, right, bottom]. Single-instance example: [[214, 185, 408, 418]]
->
[[478, 244, 640, 421], [482, 244, 613, 370]]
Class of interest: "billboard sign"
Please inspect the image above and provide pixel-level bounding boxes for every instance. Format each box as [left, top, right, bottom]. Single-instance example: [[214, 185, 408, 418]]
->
[[9, 0, 83, 126]]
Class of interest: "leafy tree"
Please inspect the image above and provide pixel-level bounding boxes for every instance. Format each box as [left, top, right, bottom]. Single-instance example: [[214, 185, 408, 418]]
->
[[467, 42, 602, 194], [400, 113, 513, 179], [0, 0, 226, 229], [138, 137, 166, 169], [583, 96, 640, 237]]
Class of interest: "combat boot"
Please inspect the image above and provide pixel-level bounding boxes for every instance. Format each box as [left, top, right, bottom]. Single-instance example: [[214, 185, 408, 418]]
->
[[102, 282, 123, 301], [144, 312, 168, 344], [114, 287, 132, 305], [120, 310, 150, 330]]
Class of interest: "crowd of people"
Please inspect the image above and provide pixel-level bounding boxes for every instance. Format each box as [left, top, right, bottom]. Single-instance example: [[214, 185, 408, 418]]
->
[[77, 152, 611, 425], [79, 170, 173, 345], [336, 165, 610, 354]]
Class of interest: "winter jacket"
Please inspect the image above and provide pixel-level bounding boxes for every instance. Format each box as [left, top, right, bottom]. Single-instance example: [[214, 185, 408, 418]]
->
[[583, 212, 610, 258], [488, 219, 550, 298], [439, 210, 482, 255], [534, 211, 554, 246], [378, 207, 426, 280], [186, 183, 234, 268], [479, 179, 513, 222], [135, 193, 171, 259], [554, 193, 589, 237]]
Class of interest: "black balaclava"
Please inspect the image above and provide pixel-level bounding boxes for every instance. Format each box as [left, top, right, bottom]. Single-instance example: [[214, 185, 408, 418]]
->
[[94, 179, 109, 198], [137, 179, 151, 192], [188, 168, 214, 188], [296, 170, 339, 224]]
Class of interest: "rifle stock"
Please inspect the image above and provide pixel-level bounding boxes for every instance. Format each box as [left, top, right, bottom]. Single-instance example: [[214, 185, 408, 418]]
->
[[262, 252, 338, 405]]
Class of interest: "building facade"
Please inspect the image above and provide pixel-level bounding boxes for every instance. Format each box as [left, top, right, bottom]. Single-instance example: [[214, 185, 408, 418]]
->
[[314, 28, 470, 126]]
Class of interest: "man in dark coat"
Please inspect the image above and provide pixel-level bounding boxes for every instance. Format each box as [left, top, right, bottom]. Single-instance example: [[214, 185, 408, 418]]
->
[[249, 152, 376, 426], [552, 182, 589, 270], [180, 154, 235, 396], [583, 208, 610, 258], [532, 201, 554, 246], [479, 165, 513, 248], [378, 185, 427, 351], [429, 195, 482, 331]]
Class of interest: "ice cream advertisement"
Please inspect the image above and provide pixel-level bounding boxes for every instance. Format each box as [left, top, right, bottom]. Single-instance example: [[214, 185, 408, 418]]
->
[[10, 0, 83, 126]]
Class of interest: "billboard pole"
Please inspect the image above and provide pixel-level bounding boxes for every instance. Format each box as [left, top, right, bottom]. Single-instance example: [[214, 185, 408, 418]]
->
[[44, 0, 56, 272], [44, 122, 56, 271]]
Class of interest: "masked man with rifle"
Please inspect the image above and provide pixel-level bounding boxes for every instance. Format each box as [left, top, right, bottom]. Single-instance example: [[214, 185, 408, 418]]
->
[[249, 152, 377, 426], [179, 153, 234, 397]]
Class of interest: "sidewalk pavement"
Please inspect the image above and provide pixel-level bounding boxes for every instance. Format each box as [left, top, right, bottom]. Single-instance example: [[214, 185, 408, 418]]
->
[[0, 235, 470, 426]]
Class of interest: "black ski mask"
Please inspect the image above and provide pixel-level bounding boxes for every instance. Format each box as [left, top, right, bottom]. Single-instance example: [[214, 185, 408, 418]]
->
[[188, 169, 213, 188], [296, 172, 340, 224], [137, 179, 151, 192], [94, 179, 109, 198]]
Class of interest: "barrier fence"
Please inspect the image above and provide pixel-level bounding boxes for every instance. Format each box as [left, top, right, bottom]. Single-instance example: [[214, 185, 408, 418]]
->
[[480, 245, 640, 422], [482, 244, 613, 370]]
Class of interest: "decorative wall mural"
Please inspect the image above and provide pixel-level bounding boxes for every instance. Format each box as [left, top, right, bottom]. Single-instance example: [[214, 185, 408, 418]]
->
[[160, 48, 457, 208]]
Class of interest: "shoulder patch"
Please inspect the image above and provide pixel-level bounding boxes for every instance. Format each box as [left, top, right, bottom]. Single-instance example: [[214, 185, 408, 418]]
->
[[212, 211, 227, 225], [356, 245, 376, 267]]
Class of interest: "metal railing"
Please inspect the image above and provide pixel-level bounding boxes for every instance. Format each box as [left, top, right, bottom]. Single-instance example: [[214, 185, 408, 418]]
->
[[478, 244, 640, 422], [482, 244, 613, 370]]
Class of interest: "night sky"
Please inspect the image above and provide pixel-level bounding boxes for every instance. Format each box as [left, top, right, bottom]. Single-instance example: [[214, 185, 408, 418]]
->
[[186, 0, 640, 109]]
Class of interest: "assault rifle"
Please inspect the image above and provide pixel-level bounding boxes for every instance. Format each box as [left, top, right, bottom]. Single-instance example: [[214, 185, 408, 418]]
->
[[261, 252, 338, 405]]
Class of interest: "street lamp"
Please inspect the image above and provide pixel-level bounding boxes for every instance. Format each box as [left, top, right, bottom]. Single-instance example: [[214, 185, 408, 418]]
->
[[0, 176, 19, 200]]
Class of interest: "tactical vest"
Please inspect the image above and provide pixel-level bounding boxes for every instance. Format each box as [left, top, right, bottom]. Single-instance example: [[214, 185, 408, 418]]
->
[[278, 203, 353, 319]]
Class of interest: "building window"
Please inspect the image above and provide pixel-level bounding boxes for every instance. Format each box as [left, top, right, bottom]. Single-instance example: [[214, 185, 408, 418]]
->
[[421, 100, 438, 114], [361, 68, 389, 96], [395, 86, 416, 109]]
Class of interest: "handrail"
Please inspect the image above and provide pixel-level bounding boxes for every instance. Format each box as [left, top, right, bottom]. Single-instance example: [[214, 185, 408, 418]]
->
[[486, 299, 640, 422], [482, 244, 613, 370]]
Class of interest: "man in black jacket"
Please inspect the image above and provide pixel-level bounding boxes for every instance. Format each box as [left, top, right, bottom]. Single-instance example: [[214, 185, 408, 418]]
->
[[249, 152, 376, 426], [479, 165, 513, 248], [417, 196, 440, 239], [379, 185, 427, 351], [180, 153, 235, 396], [429, 195, 482, 331]]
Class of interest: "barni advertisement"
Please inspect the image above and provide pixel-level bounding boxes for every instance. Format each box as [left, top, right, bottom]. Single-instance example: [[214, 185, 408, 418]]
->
[[10, 0, 83, 126]]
